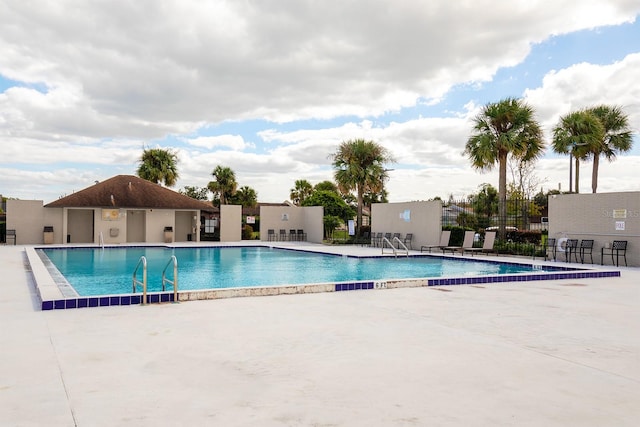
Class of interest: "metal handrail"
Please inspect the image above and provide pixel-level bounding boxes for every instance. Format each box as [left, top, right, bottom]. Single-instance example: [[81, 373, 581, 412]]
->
[[132, 256, 148, 305], [381, 237, 409, 257], [381, 237, 397, 256], [392, 237, 409, 257], [162, 255, 179, 303]]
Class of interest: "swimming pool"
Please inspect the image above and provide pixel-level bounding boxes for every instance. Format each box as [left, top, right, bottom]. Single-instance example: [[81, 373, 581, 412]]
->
[[34, 245, 619, 310]]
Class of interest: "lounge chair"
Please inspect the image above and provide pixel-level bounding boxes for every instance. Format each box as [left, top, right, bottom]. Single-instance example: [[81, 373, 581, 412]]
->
[[443, 231, 475, 255], [421, 230, 451, 253], [578, 239, 594, 264], [601, 240, 627, 266], [463, 231, 496, 256]]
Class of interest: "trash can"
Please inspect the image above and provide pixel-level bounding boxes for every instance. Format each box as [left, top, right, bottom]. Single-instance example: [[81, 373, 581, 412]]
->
[[164, 226, 173, 243], [43, 226, 54, 244]]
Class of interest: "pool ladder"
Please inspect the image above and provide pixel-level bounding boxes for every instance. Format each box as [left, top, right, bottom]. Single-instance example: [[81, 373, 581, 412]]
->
[[162, 255, 179, 303], [132, 256, 148, 305], [132, 255, 179, 305], [381, 237, 409, 257]]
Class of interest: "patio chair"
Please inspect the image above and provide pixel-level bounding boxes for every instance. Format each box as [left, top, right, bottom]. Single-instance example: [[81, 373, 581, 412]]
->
[[267, 229, 276, 241], [289, 229, 297, 241], [372, 232, 383, 247], [463, 231, 496, 256], [578, 239, 594, 264], [443, 230, 475, 255], [545, 238, 557, 261], [403, 233, 413, 250], [279, 229, 287, 241], [564, 239, 579, 263], [5, 229, 17, 245], [421, 230, 451, 253], [359, 231, 371, 246], [601, 240, 627, 267], [296, 229, 307, 241]]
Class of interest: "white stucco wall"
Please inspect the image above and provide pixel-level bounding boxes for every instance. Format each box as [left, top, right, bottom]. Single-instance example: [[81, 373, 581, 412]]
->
[[260, 205, 323, 243], [549, 192, 639, 266], [220, 205, 242, 242], [7, 200, 47, 244], [371, 201, 442, 249]]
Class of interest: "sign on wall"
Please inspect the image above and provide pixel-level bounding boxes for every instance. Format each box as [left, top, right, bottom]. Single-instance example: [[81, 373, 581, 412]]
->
[[101, 209, 120, 221]]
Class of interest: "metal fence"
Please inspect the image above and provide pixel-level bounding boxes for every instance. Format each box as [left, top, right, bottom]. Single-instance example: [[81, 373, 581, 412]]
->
[[442, 197, 547, 232]]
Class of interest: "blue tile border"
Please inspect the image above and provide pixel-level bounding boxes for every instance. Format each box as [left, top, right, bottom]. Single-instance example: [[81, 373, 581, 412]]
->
[[40, 292, 178, 311], [426, 269, 621, 287]]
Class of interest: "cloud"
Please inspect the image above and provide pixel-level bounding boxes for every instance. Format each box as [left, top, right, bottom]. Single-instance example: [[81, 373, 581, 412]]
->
[[1, 1, 639, 203], [183, 135, 251, 151], [524, 52, 640, 138]]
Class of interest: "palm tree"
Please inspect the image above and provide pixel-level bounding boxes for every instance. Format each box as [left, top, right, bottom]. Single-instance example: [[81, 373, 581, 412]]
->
[[464, 98, 544, 240], [208, 165, 237, 206], [587, 105, 634, 193], [551, 110, 604, 193], [330, 139, 395, 236], [233, 185, 258, 207], [136, 148, 179, 186], [290, 179, 313, 206]]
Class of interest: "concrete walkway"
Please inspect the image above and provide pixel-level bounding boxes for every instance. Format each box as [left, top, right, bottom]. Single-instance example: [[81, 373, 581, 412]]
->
[[1, 244, 639, 426]]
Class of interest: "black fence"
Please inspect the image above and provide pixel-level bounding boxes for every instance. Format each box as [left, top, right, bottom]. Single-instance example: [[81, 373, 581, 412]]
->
[[442, 198, 548, 257]]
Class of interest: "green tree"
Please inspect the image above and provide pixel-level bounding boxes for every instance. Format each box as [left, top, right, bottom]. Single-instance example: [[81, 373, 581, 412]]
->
[[323, 215, 343, 240], [464, 98, 544, 239], [469, 183, 498, 229], [330, 139, 395, 236], [208, 165, 237, 206], [290, 179, 313, 206], [232, 185, 258, 207], [302, 190, 356, 219], [314, 180, 339, 193], [587, 105, 634, 193], [136, 148, 179, 186], [179, 186, 209, 200]]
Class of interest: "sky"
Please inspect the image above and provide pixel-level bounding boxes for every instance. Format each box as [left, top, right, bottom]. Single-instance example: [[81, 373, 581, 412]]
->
[[1, 1, 639, 204]]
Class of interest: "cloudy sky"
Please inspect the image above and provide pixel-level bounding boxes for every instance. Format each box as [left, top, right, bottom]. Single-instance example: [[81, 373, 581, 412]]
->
[[1, 1, 639, 204]]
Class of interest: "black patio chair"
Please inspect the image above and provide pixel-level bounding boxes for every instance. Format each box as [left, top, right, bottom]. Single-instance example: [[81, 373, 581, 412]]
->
[[545, 238, 557, 261], [565, 239, 579, 263], [601, 240, 627, 267], [578, 239, 594, 264], [403, 233, 413, 250]]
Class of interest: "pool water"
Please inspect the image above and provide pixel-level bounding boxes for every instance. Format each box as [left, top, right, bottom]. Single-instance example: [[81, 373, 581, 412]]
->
[[41, 246, 564, 297]]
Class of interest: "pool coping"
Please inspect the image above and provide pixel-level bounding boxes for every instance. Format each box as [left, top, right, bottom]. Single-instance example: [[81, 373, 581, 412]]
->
[[27, 244, 622, 311]]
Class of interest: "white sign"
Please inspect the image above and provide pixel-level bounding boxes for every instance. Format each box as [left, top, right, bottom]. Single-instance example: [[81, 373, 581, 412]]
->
[[348, 220, 355, 236], [246, 216, 255, 224], [615, 221, 625, 231]]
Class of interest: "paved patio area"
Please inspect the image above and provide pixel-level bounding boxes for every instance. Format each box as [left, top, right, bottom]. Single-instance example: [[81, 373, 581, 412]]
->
[[1, 244, 639, 426]]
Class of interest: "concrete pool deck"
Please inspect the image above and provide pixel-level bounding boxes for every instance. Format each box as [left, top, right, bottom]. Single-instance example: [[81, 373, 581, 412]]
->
[[1, 243, 639, 426]]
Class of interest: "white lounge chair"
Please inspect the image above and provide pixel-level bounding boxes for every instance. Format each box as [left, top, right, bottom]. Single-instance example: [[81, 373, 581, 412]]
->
[[443, 231, 475, 255], [463, 231, 496, 256], [420, 230, 451, 253]]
